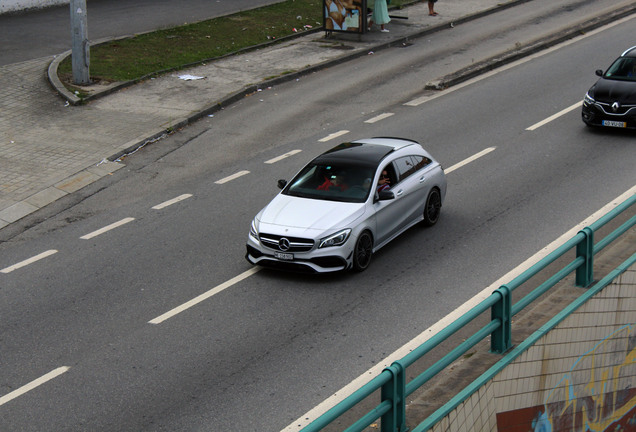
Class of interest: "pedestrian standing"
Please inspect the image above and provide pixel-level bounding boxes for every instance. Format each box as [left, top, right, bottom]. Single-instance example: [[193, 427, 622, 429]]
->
[[368, 0, 390, 32], [426, 0, 438, 16]]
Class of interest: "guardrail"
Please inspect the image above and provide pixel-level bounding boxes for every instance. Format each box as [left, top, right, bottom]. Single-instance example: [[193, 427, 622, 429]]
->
[[301, 193, 636, 432]]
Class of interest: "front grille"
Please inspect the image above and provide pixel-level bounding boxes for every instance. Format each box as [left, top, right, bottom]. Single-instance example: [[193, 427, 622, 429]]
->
[[596, 102, 636, 116], [259, 233, 314, 252]]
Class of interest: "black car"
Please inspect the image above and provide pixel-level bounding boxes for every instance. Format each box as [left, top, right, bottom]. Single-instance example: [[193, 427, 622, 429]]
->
[[582, 45, 636, 129]]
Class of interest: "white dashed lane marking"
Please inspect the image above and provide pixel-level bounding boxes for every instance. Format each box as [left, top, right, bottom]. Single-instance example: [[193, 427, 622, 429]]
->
[[80, 217, 135, 240], [318, 130, 349, 142], [215, 170, 250, 184], [445, 147, 496, 174], [0, 367, 70, 407], [265, 150, 302, 164], [1, 250, 58, 274], [526, 102, 581, 131], [149, 267, 261, 324], [152, 194, 193, 210], [365, 113, 394, 123]]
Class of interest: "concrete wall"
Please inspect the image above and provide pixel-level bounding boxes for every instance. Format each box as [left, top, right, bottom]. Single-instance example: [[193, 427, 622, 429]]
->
[[429, 262, 636, 432], [1, 0, 67, 14]]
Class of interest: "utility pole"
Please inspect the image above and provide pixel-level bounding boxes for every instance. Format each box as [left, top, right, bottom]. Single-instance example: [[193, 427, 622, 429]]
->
[[70, 0, 90, 85]]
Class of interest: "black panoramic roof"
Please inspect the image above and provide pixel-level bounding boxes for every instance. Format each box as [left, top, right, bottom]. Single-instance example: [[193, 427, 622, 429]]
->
[[313, 142, 396, 167]]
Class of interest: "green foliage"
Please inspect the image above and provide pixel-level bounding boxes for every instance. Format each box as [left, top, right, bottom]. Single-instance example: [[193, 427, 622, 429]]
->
[[59, 0, 323, 82]]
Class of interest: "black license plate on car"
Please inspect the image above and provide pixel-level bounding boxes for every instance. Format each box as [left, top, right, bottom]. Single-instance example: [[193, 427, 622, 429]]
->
[[275, 252, 294, 260]]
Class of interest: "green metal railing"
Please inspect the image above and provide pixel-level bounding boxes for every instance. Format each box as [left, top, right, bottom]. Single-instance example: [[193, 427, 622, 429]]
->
[[301, 193, 636, 432]]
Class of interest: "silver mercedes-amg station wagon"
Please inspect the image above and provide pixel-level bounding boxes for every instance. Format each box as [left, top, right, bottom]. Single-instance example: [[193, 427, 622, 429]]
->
[[246, 137, 447, 273]]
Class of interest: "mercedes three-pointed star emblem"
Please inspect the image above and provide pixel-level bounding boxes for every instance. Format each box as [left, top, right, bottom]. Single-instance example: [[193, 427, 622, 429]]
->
[[278, 238, 290, 251]]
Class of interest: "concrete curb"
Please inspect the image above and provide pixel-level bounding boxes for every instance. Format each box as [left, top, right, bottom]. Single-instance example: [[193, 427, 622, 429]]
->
[[49, 27, 324, 106], [48, 0, 533, 105], [425, 3, 636, 90]]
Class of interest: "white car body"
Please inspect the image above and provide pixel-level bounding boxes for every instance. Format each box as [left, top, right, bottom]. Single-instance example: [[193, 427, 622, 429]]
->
[[246, 137, 447, 273]]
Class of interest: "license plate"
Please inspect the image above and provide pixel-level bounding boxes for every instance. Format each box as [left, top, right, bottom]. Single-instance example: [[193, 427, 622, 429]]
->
[[274, 252, 294, 260], [602, 120, 626, 128]]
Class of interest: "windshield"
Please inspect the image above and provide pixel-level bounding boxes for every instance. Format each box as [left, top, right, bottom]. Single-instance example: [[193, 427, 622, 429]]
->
[[283, 163, 376, 203], [605, 57, 636, 81]]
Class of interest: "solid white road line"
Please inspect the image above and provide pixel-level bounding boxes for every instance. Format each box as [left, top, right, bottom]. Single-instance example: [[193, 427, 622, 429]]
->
[[281, 186, 636, 432], [0, 367, 70, 407], [215, 170, 250, 184], [265, 150, 303, 164], [318, 130, 349, 142], [365, 113, 394, 123], [80, 217, 135, 240], [526, 102, 581, 131], [1, 250, 58, 274], [445, 147, 496, 174], [149, 267, 262, 324], [152, 194, 193, 210]]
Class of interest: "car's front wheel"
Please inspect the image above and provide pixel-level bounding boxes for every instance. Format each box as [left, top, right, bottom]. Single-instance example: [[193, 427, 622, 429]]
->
[[422, 188, 441, 227], [352, 231, 373, 272]]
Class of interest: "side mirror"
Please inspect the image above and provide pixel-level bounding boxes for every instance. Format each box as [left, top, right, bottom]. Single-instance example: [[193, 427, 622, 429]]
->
[[595, 69, 603, 77], [378, 190, 394, 201], [277, 179, 287, 189]]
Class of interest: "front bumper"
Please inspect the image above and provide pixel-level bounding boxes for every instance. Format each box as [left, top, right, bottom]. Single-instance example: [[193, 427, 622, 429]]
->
[[582, 101, 636, 129], [245, 236, 352, 273]]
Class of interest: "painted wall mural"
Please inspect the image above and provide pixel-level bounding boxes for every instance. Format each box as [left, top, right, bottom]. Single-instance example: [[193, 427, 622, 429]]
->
[[497, 324, 636, 432]]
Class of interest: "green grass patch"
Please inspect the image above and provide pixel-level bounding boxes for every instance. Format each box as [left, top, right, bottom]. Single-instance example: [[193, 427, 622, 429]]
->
[[58, 0, 408, 84]]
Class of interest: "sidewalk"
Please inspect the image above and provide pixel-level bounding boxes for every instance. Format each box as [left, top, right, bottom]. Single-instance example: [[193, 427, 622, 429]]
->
[[1, 0, 634, 231]]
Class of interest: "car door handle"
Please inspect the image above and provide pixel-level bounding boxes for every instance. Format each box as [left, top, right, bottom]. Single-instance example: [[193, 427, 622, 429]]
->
[[419, 176, 426, 183], [396, 189, 404, 197]]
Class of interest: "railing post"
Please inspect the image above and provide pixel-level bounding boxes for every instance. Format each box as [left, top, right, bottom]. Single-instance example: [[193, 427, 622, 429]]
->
[[490, 285, 512, 354], [381, 361, 407, 432], [576, 227, 594, 287]]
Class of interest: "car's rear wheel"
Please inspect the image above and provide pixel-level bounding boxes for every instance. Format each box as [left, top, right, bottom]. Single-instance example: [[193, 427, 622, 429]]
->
[[422, 188, 441, 227], [352, 231, 373, 272]]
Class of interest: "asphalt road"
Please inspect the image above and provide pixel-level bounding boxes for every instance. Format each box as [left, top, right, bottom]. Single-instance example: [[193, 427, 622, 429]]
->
[[0, 0, 284, 65], [1, 1, 635, 431]]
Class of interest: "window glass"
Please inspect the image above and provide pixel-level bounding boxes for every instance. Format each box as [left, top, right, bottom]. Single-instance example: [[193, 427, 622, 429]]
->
[[411, 155, 432, 171], [284, 163, 375, 203], [394, 155, 431, 181], [394, 156, 416, 181], [606, 58, 636, 81]]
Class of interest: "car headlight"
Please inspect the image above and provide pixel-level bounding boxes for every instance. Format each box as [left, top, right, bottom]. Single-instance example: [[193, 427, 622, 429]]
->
[[249, 219, 259, 241], [319, 229, 351, 248], [584, 92, 595, 105]]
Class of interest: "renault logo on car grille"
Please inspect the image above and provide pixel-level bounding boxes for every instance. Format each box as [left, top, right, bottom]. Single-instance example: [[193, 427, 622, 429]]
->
[[278, 238, 290, 251], [612, 101, 621, 112]]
